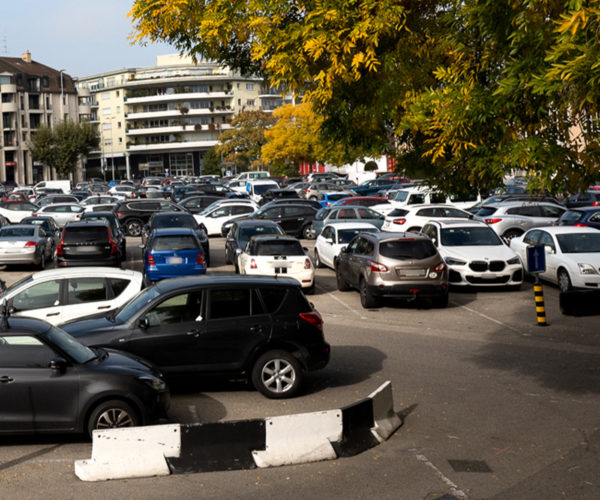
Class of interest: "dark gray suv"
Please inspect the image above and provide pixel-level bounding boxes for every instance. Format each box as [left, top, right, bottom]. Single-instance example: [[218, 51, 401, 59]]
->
[[335, 232, 449, 308]]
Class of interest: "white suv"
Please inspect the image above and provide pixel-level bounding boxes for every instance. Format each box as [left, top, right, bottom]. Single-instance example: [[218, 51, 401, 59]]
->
[[0, 267, 143, 325]]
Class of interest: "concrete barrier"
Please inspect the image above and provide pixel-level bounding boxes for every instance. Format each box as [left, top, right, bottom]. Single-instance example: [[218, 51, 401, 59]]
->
[[75, 381, 402, 481]]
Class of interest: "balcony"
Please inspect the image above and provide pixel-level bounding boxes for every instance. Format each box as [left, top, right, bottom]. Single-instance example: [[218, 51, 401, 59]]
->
[[125, 107, 234, 121], [125, 91, 230, 105], [0, 101, 18, 113], [127, 139, 219, 153], [126, 123, 231, 136], [0, 84, 17, 94]]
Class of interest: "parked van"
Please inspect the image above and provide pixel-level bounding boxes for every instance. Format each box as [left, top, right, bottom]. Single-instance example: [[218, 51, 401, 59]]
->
[[33, 180, 71, 194], [234, 171, 269, 182], [246, 180, 280, 203], [372, 187, 481, 214]]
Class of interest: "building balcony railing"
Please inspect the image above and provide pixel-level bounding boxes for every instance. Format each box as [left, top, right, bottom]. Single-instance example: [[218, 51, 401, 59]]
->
[[125, 107, 234, 121], [126, 123, 231, 136], [125, 91, 231, 105], [0, 102, 18, 112], [127, 139, 219, 152]]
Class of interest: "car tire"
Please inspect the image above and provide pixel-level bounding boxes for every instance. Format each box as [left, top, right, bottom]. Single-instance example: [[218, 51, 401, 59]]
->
[[502, 229, 522, 243], [359, 278, 379, 308], [251, 350, 303, 399], [309, 196, 318, 201], [432, 293, 449, 308], [38, 252, 46, 270], [302, 224, 315, 240], [224, 249, 232, 265], [558, 268, 572, 293], [314, 250, 323, 268], [407, 226, 421, 233], [87, 400, 139, 438], [336, 264, 351, 291], [125, 218, 143, 237]]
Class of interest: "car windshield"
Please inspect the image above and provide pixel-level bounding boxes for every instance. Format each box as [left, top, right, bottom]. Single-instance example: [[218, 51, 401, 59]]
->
[[255, 240, 304, 256], [326, 193, 350, 201], [198, 202, 221, 215], [47, 326, 96, 363], [556, 233, 600, 253], [254, 184, 279, 195], [559, 211, 585, 224], [379, 239, 437, 259], [64, 226, 107, 244], [240, 225, 284, 240], [153, 214, 196, 228], [388, 208, 409, 217], [151, 234, 198, 251], [392, 191, 410, 202], [116, 286, 162, 322], [338, 228, 378, 244], [475, 207, 497, 217], [314, 208, 330, 221], [441, 227, 502, 246]]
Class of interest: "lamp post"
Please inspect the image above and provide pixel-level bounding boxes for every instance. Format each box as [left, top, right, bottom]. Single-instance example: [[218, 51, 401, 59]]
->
[[59, 69, 66, 121]]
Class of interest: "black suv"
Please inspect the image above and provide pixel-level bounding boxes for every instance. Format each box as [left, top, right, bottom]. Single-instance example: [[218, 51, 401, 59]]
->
[[80, 211, 127, 261], [57, 220, 122, 267], [60, 276, 330, 399], [0, 315, 169, 437], [178, 195, 223, 214], [114, 199, 186, 236], [242, 203, 319, 239]]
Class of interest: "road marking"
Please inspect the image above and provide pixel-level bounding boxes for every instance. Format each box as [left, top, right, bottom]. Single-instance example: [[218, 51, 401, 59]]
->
[[409, 448, 468, 499], [453, 302, 522, 334], [0, 444, 63, 472], [324, 291, 367, 320]]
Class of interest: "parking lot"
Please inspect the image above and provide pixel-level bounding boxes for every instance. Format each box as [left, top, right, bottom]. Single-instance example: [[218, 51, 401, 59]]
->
[[1, 236, 600, 499]]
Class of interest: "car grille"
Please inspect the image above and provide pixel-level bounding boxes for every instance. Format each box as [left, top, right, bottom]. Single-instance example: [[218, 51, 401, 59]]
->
[[466, 275, 510, 284], [469, 260, 505, 272]]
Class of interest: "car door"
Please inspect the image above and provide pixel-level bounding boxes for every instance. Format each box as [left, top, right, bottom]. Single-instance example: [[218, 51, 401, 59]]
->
[[196, 287, 271, 372], [62, 277, 114, 323], [116, 291, 205, 373], [537, 230, 558, 282], [319, 226, 336, 268], [10, 279, 64, 324], [0, 334, 79, 432], [280, 206, 305, 235], [205, 206, 233, 234], [339, 236, 362, 287]]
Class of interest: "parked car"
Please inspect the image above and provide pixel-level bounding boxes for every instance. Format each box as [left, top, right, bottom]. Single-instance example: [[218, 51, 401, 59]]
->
[[178, 195, 223, 214], [143, 228, 207, 283], [236, 235, 314, 291], [80, 211, 127, 261], [141, 211, 210, 266], [0, 224, 55, 269], [558, 207, 600, 230], [241, 203, 319, 239], [317, 192, 352, 207], [331, 196, 389, 208], [114, 199, 186, 237], [313, 222, 379, 270], [33, 203, 85, 228], [37, 194, 80, 207], [108, 185, 137, 199], [421, 220, 523, 288], [312, 206, 385, 237], [473, 201, 566, 242], [335, 231, 449, 308], [224, 219, 285, 265], [564, 191, 600, 209], [466, 194, 563, 215], [0, 316, 169, 437], [193, 202, 256, 236], [0, 201, 38, 223], [60, 276, 330, 398], [510, 226, 600, 292], [381, 204, 472, 233], [57, 220, 122, 267], [259, 189, 300, 205], [20, 216, 61, 254], [247, 180, 280, 203], [1, 267, 143, 325]]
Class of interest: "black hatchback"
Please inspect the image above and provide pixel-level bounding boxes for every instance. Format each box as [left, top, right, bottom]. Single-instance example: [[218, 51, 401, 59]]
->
[[0, 316, 169, 437], [60, 276, 330, 399]]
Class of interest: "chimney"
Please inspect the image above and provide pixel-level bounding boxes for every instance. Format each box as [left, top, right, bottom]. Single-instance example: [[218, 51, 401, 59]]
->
[[21, 50, 32, 63]]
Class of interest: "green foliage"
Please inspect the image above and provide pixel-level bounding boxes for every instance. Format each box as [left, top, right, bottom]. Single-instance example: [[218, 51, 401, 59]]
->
[[29, 121, 99, 178], [363, 160, 378, 172], [202, 147, 222, 175]]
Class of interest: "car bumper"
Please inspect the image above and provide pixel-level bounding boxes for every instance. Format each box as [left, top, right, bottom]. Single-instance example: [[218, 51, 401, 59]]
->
[[243, 268, 314, 288], [57, 256, 120, 267], [367, 283, 448, 299], [0, 248, 38, 265], [448, 265, 523, 286], [302, 342, 331, 372], [570, 273, 600, 290], [145, 265, 206, 281]]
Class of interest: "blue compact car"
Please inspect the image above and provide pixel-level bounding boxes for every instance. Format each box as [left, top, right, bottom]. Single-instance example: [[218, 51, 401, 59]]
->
[[143, 227, 207, 283]]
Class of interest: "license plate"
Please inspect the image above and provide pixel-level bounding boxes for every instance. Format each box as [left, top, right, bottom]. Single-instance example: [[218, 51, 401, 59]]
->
[[75, 246, 99, 253], [399, 269, 426, 277], [167, 256, 183, 265]]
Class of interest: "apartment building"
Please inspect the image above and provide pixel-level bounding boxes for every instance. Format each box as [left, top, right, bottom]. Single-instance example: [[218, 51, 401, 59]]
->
[[75, 55, 273, 180], [0, 51, 79, 185]]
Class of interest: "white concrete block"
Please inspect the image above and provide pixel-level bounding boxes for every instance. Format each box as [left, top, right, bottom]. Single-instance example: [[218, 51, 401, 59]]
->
[[369, 381, 402, 442], [75, 424, 181, 481], [252, 410, 342, 468]]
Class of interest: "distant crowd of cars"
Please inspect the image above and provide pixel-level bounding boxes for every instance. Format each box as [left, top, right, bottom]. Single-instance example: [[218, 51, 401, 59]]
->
[[2, 170, 600, 437]]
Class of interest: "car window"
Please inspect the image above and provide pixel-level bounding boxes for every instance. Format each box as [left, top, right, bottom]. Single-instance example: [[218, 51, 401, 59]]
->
[[537, 231, 555, 250], [321, 226, 334, 240], [208, 289, 251, 319], [337, 228, 378, 244], [556, 232, 600, 253], [337, 209, 357, 220], [67, 278, 108, 304], [422, 225, 438, 242], [258, 288, 287, 313], [407, 194, 426, 205], [429, 193, 446, 204], [355, 237, 372, 254], [540, 205, 564, 218], [147, 292, 202, 327], [109, 278, 130, 297], [523, 229, 542, 245], [379, 239, 437, 259], [255, 239, 304, 256], [151, 235, 198, 251], [0, 226, 35, 237], [441, 207, 470, 218], [261, 207, 283, 219], [507, 206, 540, 216], [357, 208, 382, 219], [284, 206, 307, 217], [63, 226, 108, 244], [12, 280, 61, 311], [0, 335, 56, 368], [588, 212, 600, 223], [233, 205, 254, 216], [416, 208, 436, 217]]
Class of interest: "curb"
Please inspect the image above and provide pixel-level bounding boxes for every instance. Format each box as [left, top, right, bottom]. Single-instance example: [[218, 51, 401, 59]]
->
[[75, 380, 402, 481]]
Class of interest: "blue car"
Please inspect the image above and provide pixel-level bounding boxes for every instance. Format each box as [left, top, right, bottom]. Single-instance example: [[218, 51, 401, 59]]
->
[[143, 227, 206, 283], [558, 207, 600, 230], [318, 192, 352, 207]]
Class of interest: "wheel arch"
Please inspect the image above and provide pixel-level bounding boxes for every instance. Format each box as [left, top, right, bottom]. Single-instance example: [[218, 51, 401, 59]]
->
[[80, 393, 145, 434]]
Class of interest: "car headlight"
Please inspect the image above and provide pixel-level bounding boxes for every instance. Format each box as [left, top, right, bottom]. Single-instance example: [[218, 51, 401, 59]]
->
[[445, 257, 467, 266], [578, 263, 598, 275], [138, 375, 167, 391], [507, 256, 520, 265]]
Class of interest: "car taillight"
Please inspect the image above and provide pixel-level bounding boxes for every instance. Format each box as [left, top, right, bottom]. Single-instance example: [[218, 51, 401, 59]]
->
[[56, 236, 64, 255], [392, 218, 406, 225], [299, 311, 323, 330], [24, 241, 37, 247], [115, 212, 123, 217], [250, 258, 257, 269], [108, 231, 119, 254], [594, 202, 600, 206], [485, 218, 502, 224], [196, 253, 205, 265], [147, 254, 156, 265], [304, 257, 312, 269], [31, 213, 38, 217], [369, 261, 388, 272], [575, 223, 588, 227]]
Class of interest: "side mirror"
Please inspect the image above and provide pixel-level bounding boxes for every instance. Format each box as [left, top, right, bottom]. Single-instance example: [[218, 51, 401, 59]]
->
[[340, 246, 348, 254], [50, 357, 68, 373], [431, 238, 438, 247], [235, 248, 242, 256], [325, 238, 334, 245], [545, 245, 555, 255], [138, 316, 149, 329]]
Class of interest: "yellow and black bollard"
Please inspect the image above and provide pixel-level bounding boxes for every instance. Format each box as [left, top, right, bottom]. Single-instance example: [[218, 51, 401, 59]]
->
[[533, 279, 547, 326]]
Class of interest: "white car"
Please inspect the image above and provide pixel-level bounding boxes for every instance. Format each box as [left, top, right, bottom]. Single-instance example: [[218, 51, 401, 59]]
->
[[246, 180, 280, 203], [33, 203, 85, 228], [194, 202, 256, 236], [381, 204, 472, 233], [81, 195, 121, 206], [0, 201, 38, 223], [237, 234, 314, 291], [314, 222, 379, 270], [373, 187, 481, 214], [0, 267, 143, 326], [510, 226, 600, 292], [421, 220, 523, 287], [108, 185, 136, 199]]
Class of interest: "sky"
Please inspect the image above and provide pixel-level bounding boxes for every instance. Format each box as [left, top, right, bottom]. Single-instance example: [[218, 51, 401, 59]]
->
[[0, 0, 176, 78]]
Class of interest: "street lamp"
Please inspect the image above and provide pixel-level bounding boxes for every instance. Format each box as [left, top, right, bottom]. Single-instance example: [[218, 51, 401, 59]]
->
[[59, 69, 66, 121]]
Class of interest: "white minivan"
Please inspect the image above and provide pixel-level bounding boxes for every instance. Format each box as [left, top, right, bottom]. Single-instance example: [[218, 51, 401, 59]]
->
[[246, 180, 280, 203]]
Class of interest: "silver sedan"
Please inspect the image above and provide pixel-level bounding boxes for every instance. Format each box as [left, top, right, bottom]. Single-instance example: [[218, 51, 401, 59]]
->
[[0, 225, 54, 269]]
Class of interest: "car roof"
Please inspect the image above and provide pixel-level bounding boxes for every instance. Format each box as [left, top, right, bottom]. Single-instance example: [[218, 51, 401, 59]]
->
[[325, 222, 379, 230], [425, 219, 488, 228], [82, 211, 117, 218], [484, 201, 557, 208], [64, 220, 109, 228], [151, 227, 196, 236], [235, 219, 280, 227], [528, 226, 600, 235], [28, 267, 140, 280], [564, 206, 600, 213], [361, 231, 430, 241], [248, 234, 299, 243], [153, 275, 300, 293]]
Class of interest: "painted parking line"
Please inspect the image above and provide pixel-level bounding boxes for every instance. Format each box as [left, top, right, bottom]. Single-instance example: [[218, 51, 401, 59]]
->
[[409, 448, 468, 499], [452, 302, 522, 334]]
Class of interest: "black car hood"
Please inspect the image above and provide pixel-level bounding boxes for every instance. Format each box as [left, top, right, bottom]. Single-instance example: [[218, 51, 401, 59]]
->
[[60, 315, 123, 344], [98, 348, 164, 378]]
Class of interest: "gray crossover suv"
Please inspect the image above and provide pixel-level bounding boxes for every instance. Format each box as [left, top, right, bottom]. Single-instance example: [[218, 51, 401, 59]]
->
[[335, 231, 449, 308]]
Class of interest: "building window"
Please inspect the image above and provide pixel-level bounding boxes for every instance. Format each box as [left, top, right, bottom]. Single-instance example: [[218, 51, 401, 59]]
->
[[119, 137, 123, 144], [238, 99, 241, 106], [116, 106, 121, 113], [46, 96, 51, 109], [246, 99, 255, 106], [246, 83, 254, 90], [104, 138, 113, 147], [116, 90, 120, 97], [117, 122, 121, 128], [102, 93, 110, 100], [102, 123, 112, 130], [102, 107, 111, 116]]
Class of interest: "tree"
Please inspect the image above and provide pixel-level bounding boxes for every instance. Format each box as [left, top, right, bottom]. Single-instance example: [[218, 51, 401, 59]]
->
[[202, 147, 222, 175], [214, 111, 276, 171], [363, 160, 378, 172], [29, 121, 99, 178]]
